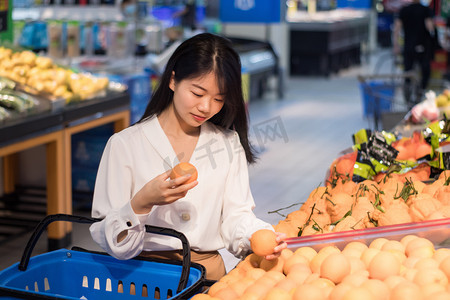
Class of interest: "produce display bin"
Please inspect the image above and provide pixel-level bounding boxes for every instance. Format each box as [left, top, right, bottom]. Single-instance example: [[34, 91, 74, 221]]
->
[[0, 214, 206, 300], [286, 217, 450, 252]]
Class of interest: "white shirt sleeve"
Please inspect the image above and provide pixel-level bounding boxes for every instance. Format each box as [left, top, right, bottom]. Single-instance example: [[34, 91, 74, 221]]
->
[[89, 133, 149, 260], [220, 132, 274, 258]]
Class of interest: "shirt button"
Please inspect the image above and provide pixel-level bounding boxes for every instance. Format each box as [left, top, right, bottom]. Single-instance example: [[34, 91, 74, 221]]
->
[[126, 221, 132, 227], [181, 213, 190, 221]]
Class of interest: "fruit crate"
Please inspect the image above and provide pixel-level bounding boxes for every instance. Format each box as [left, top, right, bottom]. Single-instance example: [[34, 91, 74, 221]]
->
[[286, 217, 450, 252], [0, 214, 206, 299]]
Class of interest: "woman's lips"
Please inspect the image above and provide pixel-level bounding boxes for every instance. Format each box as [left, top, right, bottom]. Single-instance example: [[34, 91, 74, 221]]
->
[[192, 114, 206, 122]]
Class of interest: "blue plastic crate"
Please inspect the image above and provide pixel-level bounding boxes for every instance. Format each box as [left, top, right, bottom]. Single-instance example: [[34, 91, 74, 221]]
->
[[359, 81, 395, 118]]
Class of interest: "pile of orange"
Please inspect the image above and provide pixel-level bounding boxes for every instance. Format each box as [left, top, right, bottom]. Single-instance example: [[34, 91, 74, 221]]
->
[[273, 170, 450, 238], [192, 236, 450, 300]]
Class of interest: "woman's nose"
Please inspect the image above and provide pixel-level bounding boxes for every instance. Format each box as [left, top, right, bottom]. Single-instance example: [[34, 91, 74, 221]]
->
[[197, 97, 210, 113]]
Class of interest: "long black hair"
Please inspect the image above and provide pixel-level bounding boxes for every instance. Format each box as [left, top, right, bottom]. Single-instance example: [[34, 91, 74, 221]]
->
[[138, 33, 257, 164]]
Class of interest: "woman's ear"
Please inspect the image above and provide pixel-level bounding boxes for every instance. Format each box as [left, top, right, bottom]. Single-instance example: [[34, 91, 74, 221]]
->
[[169, 71, 175, 92]]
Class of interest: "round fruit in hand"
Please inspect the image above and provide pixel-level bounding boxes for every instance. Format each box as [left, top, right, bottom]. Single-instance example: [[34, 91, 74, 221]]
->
[[170, 162, 198, 184], [250, 229, 278, 257]]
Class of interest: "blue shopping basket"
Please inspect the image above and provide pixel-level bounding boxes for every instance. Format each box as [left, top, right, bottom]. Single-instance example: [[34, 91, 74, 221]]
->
[[0, 214, 206, 299], [359, 80, 395, 119]]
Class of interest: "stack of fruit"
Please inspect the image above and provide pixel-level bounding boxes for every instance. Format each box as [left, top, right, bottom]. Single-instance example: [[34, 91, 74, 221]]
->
[[194, 232, 450, 300], [0, 47, 109, 103]]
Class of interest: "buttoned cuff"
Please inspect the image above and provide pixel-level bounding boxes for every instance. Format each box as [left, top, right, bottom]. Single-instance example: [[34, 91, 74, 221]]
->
[[119, 202, 148, 231]]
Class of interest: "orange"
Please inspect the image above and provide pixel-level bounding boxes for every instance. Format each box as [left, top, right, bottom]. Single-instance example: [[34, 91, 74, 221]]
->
[[286, 263, 311, 285], [303, 272, 320, 284], [310, 246, 340, 273], [400, 235, 419, 248], [240, 292, 261, 300], [340, 271, 369, 287], [170, 162, 198, 183], [384, 275, 407, 289], [320, 252, 351, 284], [292, 284, 326, 300], [381, 240, 405, 253], [439, 255, 450, 281], [420, 283, 446, 297], [361, 279, 390, 300], [259, 257, 284, 272], [246, 268, 266, 281], [390, 281, 423, 300], [191, 294, 213, 300], [369, 238, 389, 250], [250, 229, 278, 257], [341, 286, 375, 300], [369, 251, 401, 280], [408, 246, 435, 259], [262, 287, 291, 300], [213, 287, 239, 300], [328, 282, 353, 300], [427, 291, 450, 300], [413, 267, 448, 286], [274, 277, 297, 293], [402, 268, 418, 282], [361, 248, 380, 268], [342, 241, 368, 257], [294, 247, 317, 261], [229, 278, 253, 296], [309, 278, 335, 289], [245, 253, 263, 268], [283, 254, 309, 274], [405, 237, 434, 254], [243, 283, 271, 299], [414, 257, 439, 270], [208, 281, 228, 296], [348, 256, 366, 274], [264, 270, 286, 282], [403, 256, 421, 269], [435, 248, 450, 264]]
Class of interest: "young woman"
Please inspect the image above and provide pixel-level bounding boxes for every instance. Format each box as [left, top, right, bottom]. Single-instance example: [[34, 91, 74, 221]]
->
[[89, 33, 286, 280]]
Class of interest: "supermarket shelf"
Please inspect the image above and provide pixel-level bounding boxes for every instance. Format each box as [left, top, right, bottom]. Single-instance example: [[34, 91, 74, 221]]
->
[[0, 91, 130, 250]]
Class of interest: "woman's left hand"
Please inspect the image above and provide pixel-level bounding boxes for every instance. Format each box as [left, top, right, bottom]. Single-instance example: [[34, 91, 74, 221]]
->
[[264, 232, 288, 260]]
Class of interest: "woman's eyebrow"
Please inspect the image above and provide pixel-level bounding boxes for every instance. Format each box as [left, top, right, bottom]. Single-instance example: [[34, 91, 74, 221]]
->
[[192, 84, 226, 95], [192, 84, 206, 91]]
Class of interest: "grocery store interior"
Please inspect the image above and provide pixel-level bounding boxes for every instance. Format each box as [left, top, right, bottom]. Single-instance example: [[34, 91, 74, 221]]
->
[[1, 0, 450, 298]]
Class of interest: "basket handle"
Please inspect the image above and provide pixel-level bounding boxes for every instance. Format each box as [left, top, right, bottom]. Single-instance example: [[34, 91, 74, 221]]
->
[[18, 214, 192, 294], [18, 214, 100, 271], [144, 225, 191, 293]]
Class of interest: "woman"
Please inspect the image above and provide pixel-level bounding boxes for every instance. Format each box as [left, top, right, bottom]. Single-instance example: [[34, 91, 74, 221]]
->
[[90, 33, 286, 280]]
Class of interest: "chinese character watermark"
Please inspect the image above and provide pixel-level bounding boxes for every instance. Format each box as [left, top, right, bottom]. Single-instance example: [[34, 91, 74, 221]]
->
[[252, 116, 289, 152]]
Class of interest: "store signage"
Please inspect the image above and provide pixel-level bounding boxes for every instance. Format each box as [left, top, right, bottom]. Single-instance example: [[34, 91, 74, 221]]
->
[[220, 0, 280, 23], [0, 0, 8, 32]]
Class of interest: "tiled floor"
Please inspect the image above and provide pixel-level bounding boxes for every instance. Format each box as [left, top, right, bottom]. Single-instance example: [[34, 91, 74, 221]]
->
[[0, 49, 393, 273]]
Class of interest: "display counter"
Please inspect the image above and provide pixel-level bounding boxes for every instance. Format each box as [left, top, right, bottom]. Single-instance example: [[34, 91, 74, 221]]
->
[[0, 91, 130, 250], [287, 9, 370, 76]]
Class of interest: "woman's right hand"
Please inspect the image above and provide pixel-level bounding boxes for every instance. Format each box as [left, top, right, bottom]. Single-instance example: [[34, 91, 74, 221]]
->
[[131, 169, 198, 214]]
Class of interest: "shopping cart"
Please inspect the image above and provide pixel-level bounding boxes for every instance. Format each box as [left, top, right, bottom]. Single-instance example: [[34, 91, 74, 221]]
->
[[0, 214, 207, 299], [358, 71, 419, 130]]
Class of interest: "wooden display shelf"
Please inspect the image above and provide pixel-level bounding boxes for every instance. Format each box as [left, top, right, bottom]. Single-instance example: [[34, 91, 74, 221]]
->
[[0, 91, 130, 250]]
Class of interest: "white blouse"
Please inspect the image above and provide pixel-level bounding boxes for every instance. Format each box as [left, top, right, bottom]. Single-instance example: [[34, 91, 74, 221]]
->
[[89, 115, 273, 260]]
